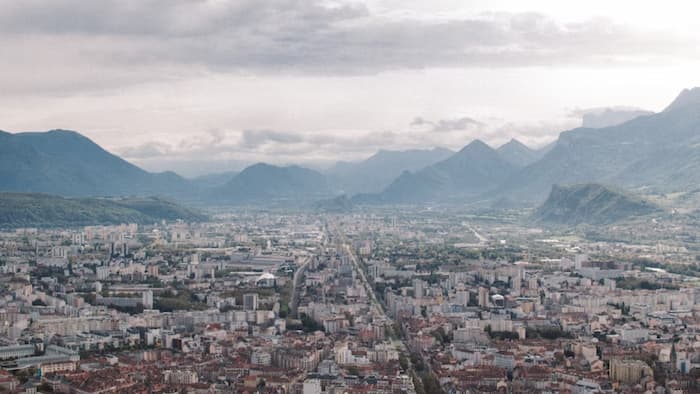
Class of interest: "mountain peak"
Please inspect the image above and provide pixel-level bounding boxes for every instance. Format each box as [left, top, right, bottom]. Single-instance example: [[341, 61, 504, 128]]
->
[[217, 162, 328, 204], [664, 87, 700, 113], [496, 139, 538, 168], [499, 138, 529, 150], [458, 139, 492, 153]]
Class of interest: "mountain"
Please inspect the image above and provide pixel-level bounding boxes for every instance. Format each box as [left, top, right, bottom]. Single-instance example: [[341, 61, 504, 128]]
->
[[375, 140, 517, 203], [532, 184, 661, 226], [0, 129, 191, 197], [581, 108, 654, 129], [664, 87, 700, 112], [326, 147, 454, 194], [499, 88, 700, 202], [214, 163, 331, 204], [0, 193, 207, 228], [496, 139, 540, 168]]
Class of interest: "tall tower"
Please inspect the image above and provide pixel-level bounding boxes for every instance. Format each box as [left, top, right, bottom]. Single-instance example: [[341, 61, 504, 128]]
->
[[243, 293, 258, 311], [512, 268, 522, 296], [413, 279, 425, 299], [478, 287, 489, 308], [142, 290, 153, 309]]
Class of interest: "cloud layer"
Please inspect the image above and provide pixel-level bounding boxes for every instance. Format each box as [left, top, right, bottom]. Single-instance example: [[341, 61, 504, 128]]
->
[[1, 1, 698, 175], [116, 113, 582, 176], [1, 0, 695, 89]]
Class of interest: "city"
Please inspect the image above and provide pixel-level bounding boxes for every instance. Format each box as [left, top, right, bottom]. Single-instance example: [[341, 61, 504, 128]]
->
[[2, 1, 700, 393], [1, 205, 699, 393]]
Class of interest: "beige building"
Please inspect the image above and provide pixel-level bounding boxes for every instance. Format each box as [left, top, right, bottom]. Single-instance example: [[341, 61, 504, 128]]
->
[[609, 359, 653, 384]]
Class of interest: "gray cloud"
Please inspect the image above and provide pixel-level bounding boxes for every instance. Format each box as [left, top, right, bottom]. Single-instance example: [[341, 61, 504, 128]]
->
[[412, 116, 485, 132], [0, 0, 369, 37], [567, 106, 653, 119], [567, 106, 655, 129], [118, 128, 405, 165], [117, 141, 172, 159], [240, 129, 306, 148], [0, 1, 695, 83], [117, 115, 570, 172]]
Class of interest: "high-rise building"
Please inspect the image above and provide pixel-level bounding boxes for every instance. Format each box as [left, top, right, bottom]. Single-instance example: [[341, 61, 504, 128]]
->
[[413, 279, 425, 299], [456, 291, 469, 306], [142, 290, 153, 309], [147, 265, 159, 277], [478, 287, 489, 308], [512, 268, 522, 296], [243, 293, 258, 311]]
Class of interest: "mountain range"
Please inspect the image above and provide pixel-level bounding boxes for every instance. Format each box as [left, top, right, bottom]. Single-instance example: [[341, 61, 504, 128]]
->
[[1, 87, 700, 212], [0, 130, 463, 205], [369, 140, 519, 203], [498, 88, 700, 203], [363, 88, 700, 206], [325, 147, 454, 194]]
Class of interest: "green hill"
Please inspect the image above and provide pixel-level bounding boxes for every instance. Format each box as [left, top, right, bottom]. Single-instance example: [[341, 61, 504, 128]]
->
[[0, 193, 208, 228], [532, 184, 661, 226]]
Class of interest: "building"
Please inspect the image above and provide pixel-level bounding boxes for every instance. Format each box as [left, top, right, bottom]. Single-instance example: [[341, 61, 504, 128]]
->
[[609, 359, 653, 385], [251, 349, 272, 366], [243, 293, 258, 311], [256, 272, 276, 288], [142, 290, 153, 309], [0, 345, 36, 360], [163, 370, 198, 385], [413, 279, 425, 299], [478, 287, 489, 308], [303, 379, 322, 394]]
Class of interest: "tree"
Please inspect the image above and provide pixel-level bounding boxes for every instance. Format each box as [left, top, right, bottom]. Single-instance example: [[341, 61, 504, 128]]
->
[[432, 327, 450, 345], [399, 353, 409, 371], [420, 373, 445, 394], [32, 299, 47, 307], [300, 313, 323, 332], [410, 353, 425, 372]]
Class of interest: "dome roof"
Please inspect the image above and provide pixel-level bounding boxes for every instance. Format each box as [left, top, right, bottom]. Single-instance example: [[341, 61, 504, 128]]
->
[[256, 272, 276, 281]]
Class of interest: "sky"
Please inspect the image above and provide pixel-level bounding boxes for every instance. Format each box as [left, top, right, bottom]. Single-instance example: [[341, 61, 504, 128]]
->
[[1, 0, 699, 176]]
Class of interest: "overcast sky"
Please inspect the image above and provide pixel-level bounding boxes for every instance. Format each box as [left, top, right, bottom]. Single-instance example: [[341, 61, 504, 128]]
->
[[1, 0, 699, 176]]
